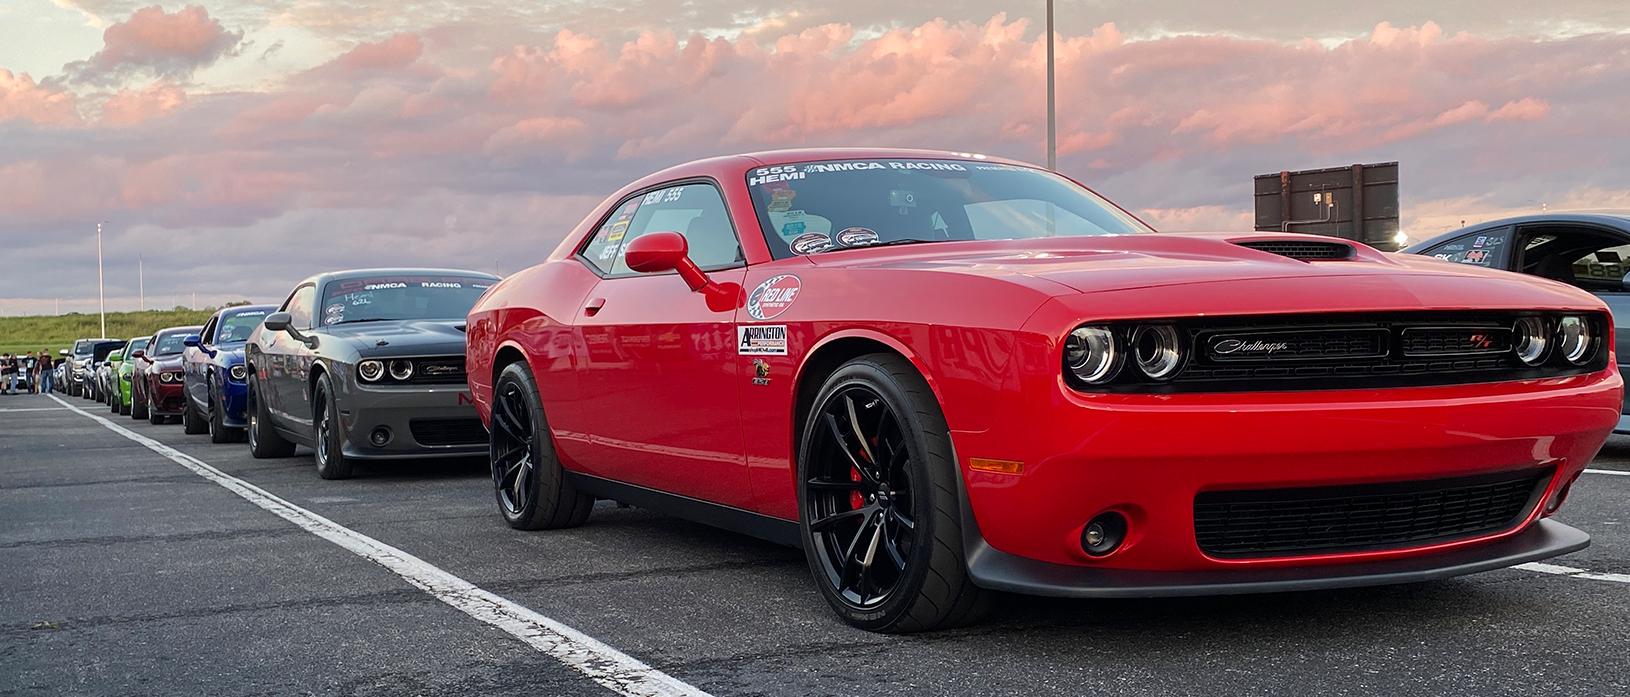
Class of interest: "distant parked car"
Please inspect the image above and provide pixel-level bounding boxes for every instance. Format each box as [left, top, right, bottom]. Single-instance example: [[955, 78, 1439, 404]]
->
[[130, 326, 201, 424], [66, 339, 122, 398], [109, 337, 151, 416], [1405, 212, 1630, 433], [181, 304, 276, 442], [245, 269, 498, 478]]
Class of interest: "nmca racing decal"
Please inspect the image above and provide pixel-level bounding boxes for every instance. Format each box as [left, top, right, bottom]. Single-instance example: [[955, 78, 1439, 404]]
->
[[737, 324, 789, 356], [746, 275, 800, 321]]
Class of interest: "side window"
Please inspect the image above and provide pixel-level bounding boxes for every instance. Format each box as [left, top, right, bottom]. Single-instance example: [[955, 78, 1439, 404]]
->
[[579, 183, 743, 276], [1423, 226, 1511, 268], [1568, 243, 1630, 292], [200, 317, 219, 345], [283, 285, 316, 330]]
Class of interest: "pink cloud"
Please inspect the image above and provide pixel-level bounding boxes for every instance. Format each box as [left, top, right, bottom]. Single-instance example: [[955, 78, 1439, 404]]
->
[[67, 5, 243, 85], [0, 70, 80, 126], [99, 80, 185, 126], [1487, 97, 1550, 122], [335, 34, 425, 72]]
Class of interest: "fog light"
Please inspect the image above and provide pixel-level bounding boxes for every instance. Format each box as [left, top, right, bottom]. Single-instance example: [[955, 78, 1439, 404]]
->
[[1546, 472, 1582, 515], [1080, 512, 1129, 557], [369, 426, 392, 447]]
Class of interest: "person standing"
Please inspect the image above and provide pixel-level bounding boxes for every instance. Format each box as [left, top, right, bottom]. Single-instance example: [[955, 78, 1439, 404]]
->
[[0, 354, 14, 395], [37, 351, 53, 394]]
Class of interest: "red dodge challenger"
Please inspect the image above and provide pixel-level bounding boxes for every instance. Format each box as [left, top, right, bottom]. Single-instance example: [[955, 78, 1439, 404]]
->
[[466, 148, 1620, 632]]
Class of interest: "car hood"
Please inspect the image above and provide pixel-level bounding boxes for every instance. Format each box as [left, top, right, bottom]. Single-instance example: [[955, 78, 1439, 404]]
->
[[804, 233, 1549, 296], [320, 319, 468, 358], [149, 355, 184, 369]]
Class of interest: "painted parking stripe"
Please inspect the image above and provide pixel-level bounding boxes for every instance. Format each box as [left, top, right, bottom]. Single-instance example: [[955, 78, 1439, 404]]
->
[[48, 394, 711, 697], [1583, 468, 1630, 477], [1518, 562, 1630, 585], [0, 407, 71, 412]]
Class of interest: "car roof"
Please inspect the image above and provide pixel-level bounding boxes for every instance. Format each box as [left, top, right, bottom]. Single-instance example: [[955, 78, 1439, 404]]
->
[[1404, 211, 1630, 252], [293, 268, 502, 290], [154, 325, 203, 337]]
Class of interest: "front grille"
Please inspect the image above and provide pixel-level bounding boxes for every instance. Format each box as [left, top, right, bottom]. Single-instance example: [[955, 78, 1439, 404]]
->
[[1400, 327, 1513, 357], [409, 357, 467, 385], [1193, 468, 1550, 558], [1207, 328, 1387, 361], [409, 418, 487, 446], [1235, 240, 1356, 260]]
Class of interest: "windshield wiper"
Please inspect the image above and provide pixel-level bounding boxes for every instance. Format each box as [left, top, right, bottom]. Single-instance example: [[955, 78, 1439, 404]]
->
[[329, 318, 397, 325]]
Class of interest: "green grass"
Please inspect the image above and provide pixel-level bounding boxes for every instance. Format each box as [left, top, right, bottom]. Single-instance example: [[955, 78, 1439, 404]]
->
[[0, 308, 222, 356]]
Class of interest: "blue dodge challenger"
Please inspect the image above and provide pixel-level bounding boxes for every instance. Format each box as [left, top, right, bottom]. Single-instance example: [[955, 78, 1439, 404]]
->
[[181, 304, 277, 442]]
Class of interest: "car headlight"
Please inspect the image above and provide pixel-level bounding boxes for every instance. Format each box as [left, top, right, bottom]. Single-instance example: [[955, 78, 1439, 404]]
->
[[159, 371, 178, 383], [1513, 317, 1549, 366], [1131, 325, 1183, 380], [358, 359, 384, 382], [389, 359, 414, 381], [1064, 325, 1120, 384], [230, 365, 247, 381], [1556, 315, 1594, 365]]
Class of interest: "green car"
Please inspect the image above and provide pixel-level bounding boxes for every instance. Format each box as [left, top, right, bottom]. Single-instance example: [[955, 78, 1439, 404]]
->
[[111, 337, 150, 416]]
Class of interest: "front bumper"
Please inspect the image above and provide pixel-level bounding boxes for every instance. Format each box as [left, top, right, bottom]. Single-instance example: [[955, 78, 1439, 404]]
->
[[966, 518, 1589, 597], [150, 381, 185, 415], [955, 367, 1621, 575], [220, 379, 250, 428], [338, 382, 485, 460]]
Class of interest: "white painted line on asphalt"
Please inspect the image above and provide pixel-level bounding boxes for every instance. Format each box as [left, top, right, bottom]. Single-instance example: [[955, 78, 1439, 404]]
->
[[1517, 562, 1630, 585], [1583, 468, 1630, 476], [0, 407, 71, 412], [48, 394, 711, 697]]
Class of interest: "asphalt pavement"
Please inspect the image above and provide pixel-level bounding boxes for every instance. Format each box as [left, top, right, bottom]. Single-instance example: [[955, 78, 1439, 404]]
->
[[2, 390, 1627, 696]]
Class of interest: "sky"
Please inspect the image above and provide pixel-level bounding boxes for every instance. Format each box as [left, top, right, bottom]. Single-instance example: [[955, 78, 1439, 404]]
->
[[1, 0, 1628, 315]]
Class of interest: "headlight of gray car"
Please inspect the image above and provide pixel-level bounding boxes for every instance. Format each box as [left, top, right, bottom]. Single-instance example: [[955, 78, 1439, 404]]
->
[[357, 359, 384, 382]]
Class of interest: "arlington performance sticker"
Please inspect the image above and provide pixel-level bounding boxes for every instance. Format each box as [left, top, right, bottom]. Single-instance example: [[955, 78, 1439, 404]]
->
[[738, 325, 788, 355]]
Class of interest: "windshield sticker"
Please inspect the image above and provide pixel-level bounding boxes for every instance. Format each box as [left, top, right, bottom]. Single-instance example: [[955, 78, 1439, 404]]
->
[[789, 233, 832, 256], [750, 166, 804, 186], [768, 188, 797, 213], [781, 221, 807, 235], [835, 227, 880, 247], [801, 161, 968, 174], [324, 303, 345, 324], [738, 325, 788, 356], [607, 220, 630, 242], [1473, 236, 1487, 248], [641, 191, 664, 205], [1463, 250, 1488, 264], [747, 275, 801, 320]]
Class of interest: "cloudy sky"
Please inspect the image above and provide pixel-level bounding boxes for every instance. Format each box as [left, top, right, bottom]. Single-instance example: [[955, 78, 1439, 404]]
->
[[2, 0, 1628, 314]]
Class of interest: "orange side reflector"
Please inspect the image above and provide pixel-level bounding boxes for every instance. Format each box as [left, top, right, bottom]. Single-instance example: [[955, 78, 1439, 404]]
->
[[969, 458, 1024, 474]]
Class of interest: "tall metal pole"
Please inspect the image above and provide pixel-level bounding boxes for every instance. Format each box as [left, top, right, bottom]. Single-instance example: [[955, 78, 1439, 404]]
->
[[139, 254, 144, 311], [97, 221, 106, 337], [1046, 0, 1056, 171]]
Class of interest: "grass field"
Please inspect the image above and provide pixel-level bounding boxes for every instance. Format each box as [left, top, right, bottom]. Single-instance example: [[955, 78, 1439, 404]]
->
[[0, 308, 221, 356]]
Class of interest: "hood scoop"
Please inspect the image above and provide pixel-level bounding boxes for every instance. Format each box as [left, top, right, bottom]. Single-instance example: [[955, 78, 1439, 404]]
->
[[1233, 239, 1357, 261]]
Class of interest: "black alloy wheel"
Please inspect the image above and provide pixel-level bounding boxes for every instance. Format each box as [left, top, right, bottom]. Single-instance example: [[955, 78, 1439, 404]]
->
[[208, 382, 238, 443], [312, 373, 353, 480], [130, 379, 148, 421], [490, 361, 593, 530], [798, 353, 988, 632], [181, 382, 208, 435], [247, 373, 295, 458]]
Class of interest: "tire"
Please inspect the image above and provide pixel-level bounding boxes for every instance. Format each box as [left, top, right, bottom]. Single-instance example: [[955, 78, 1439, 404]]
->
[[120, 389, 131, 416], [109, 387, 121, 413], [208, 383, 240, 444], [181, 384, 208, 435], [247, 373, 296, 458], [312, 372, 353, 480], [131, 381, 149, 421], [146, 386, 164, 425], [489, 361, 593, 530], [797, 353, 989, 633]]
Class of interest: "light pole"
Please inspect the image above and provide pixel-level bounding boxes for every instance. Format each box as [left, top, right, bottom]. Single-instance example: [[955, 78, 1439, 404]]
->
[[1046, 0, 1056, 171], [139, 254, 145, 311], [97, 221, 107, 337]]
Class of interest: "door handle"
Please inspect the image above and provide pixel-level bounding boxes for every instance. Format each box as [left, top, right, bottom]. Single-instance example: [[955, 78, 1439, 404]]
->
[[584, 297, 606, 316]]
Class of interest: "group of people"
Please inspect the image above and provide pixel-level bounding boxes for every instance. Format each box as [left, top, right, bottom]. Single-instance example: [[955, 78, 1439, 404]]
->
[[0, 352, 56, 395]]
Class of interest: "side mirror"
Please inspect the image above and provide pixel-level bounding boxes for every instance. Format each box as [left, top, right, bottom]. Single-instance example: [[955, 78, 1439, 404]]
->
[[109, 352, 123, 362], [59, 349, 69, 356], [183, 334, 201, 347], [262, 312, 292, 331], [130, 349, 145, 359], [625, 232, 743, 313]]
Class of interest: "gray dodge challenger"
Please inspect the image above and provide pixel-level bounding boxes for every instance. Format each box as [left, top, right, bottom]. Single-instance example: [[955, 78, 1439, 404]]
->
[[245, 268, 500, 478]]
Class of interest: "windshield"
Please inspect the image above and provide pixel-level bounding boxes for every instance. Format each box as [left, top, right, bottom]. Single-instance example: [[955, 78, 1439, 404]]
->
[[126, 338, 150, 355], [152, 333, 189, 356], [747, 159, 1152, 258], [74, 340, 95, 357], [319, 275, 495, 326], [92, 342, 125, 361], [216, 309, 269, 343]]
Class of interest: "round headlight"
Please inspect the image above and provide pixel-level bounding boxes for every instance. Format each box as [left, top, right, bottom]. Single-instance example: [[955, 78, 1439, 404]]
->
[[1556, 315, 1594, 365], [159, 372, 175, 383], [1513, 317, 1549, 366], [358, 360, 384, 382], [1064, 326, 1120, 384], [389, 359, 414, 381], [229, 365, 247, 381], [1132, 325, 1183, 380]]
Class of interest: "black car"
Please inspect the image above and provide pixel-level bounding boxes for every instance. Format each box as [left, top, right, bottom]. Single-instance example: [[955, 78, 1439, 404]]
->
[[245, 268, 500, 479], [1405, 211, 1630, 433]]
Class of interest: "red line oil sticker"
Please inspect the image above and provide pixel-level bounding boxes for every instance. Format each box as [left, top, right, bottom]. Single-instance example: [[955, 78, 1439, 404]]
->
[[747, 275, 800, 320], [738, 325, 788, 355]]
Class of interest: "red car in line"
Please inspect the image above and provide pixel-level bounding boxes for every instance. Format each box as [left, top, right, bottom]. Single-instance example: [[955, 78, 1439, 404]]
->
[[131, 325, 202, 424], [465, 148, 1620, 632]]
